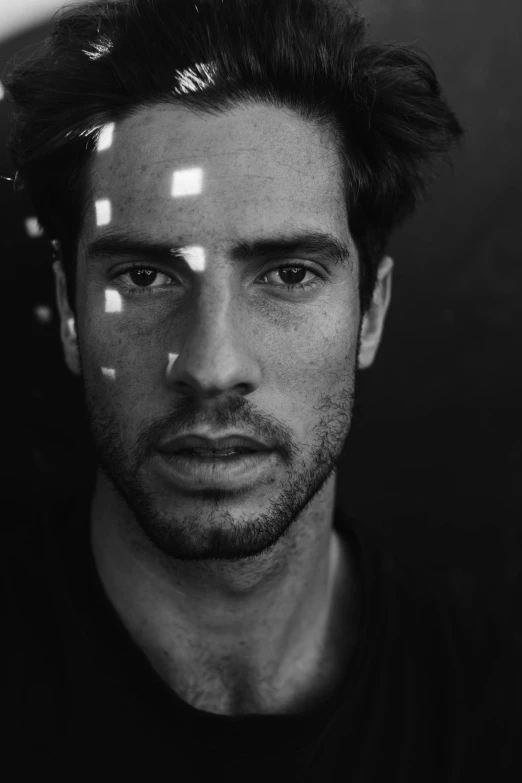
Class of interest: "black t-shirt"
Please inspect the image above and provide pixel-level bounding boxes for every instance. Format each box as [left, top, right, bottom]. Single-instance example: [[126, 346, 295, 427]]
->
[[5, 482, 520, 780]]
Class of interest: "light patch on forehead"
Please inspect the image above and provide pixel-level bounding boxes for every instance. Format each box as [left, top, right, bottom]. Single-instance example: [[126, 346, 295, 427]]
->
[[177, 245, 206, 272], [97, 123, 115, 152], [95, 199, 112, 226], [172, 168, 204, 197], [101, 367, 117, 380]]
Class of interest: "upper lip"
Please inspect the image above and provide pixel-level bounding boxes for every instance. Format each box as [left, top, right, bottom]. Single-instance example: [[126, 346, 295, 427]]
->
[[157, 433, 272, 454]]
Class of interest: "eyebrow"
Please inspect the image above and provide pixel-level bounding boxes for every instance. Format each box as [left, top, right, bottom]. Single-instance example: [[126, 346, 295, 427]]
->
[[85, 229, 352, 269]]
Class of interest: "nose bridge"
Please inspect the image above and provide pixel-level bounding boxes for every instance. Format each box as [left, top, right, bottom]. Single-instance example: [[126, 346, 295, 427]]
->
[[168, 266, 260, 395], [191, 272, 238, 349]]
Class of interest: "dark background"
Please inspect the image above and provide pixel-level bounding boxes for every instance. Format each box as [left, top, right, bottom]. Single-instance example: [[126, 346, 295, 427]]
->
[[2, 1, 521, 621]]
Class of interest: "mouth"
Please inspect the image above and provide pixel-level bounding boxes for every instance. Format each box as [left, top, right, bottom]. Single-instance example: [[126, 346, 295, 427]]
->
[[175, 447, 256, 459], [153, 448, 274, 490]]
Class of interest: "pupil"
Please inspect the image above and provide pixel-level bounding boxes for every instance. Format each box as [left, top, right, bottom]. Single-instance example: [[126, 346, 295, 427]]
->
[[130, 269, 156, 287], [281, 267, 306, 285]]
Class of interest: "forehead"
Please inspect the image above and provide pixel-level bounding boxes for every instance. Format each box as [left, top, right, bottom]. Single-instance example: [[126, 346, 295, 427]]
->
[[84, 102, 348, 244]]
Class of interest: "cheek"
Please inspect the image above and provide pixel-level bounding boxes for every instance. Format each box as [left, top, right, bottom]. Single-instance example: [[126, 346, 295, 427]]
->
[[273, 308, 354, 398], [79, 293, 166, 386], [78, 284, 355, 393]]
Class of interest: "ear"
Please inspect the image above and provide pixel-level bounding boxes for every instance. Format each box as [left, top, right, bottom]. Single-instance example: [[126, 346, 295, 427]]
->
[[52, 260, 81, 377], [358, 255, 394, 370]]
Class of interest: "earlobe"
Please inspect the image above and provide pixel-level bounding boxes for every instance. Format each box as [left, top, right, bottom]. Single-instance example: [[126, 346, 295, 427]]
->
[[358, 311, 378, 370], [357, 255, 394, 370]]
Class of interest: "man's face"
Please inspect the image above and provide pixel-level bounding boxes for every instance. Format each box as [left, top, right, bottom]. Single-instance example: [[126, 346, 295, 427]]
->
[[58, 102, 369, 560]]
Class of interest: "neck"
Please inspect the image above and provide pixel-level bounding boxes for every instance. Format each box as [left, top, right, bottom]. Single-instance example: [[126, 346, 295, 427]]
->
[[90, 471, 359, 715]]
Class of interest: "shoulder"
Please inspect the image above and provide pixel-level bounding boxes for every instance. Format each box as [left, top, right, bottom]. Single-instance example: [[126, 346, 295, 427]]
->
[[336, 506, 522, 777]]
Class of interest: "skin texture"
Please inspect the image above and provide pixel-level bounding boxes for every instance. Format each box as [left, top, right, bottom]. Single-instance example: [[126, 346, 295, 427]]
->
[[54, 102, 393, 715]]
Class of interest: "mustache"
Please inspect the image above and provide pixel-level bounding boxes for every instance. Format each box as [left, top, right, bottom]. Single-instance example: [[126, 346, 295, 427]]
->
[[132, 397, 281, 462]]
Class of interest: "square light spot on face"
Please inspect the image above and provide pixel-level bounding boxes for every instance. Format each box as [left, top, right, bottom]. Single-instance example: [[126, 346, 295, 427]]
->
[[25, 217, 44, 238], [101, 367, 116, 380], [95, 199, 112, 226], [97, 123, 115, 152], [105, 288, 123, 313], [180, 245, 206, 272], [172, 168, 203, 197]]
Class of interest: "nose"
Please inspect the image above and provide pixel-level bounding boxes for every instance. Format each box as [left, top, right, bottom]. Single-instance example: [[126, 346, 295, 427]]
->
[[165, 293, 262, 399]]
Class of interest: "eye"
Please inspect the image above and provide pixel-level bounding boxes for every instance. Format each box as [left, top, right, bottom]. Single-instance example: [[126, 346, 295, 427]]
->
[[259, 264, 323, 293], [112, 262, 326, 297], [114, 267, 177, 294]]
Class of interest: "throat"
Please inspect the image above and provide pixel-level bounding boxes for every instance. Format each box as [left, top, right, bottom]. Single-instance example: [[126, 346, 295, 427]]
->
[[137, 532, 356, 717], [145, 639, 348, 717]]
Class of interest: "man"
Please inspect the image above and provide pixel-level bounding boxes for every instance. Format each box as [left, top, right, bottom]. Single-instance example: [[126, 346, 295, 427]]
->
[[4, 0, 516, 778]]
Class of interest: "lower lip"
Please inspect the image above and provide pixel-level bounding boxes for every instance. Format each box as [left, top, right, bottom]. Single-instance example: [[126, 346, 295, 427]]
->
[[153, 450, 274, 490]]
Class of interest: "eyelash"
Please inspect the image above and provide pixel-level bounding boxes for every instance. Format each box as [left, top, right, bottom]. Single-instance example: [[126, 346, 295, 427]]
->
[[112, 264, 325, 296]]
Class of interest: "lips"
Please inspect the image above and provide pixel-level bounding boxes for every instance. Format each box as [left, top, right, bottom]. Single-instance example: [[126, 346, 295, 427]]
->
[[178, 447, 254, 457], [157, 433, 271, 455]]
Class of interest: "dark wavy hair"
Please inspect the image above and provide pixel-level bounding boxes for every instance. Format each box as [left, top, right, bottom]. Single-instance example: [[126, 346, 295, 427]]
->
[[3, 0, 463, 317]]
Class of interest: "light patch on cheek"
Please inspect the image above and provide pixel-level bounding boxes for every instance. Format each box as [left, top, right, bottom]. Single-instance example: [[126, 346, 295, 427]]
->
[[172, 168, 203, 197], [97, 122, 115, 152], [67, 317, 76, 339], [178, 245, 206, 272], [95, 199, 112, 226], [97, 287, 127, 385], [105, 288, 123, 313]]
